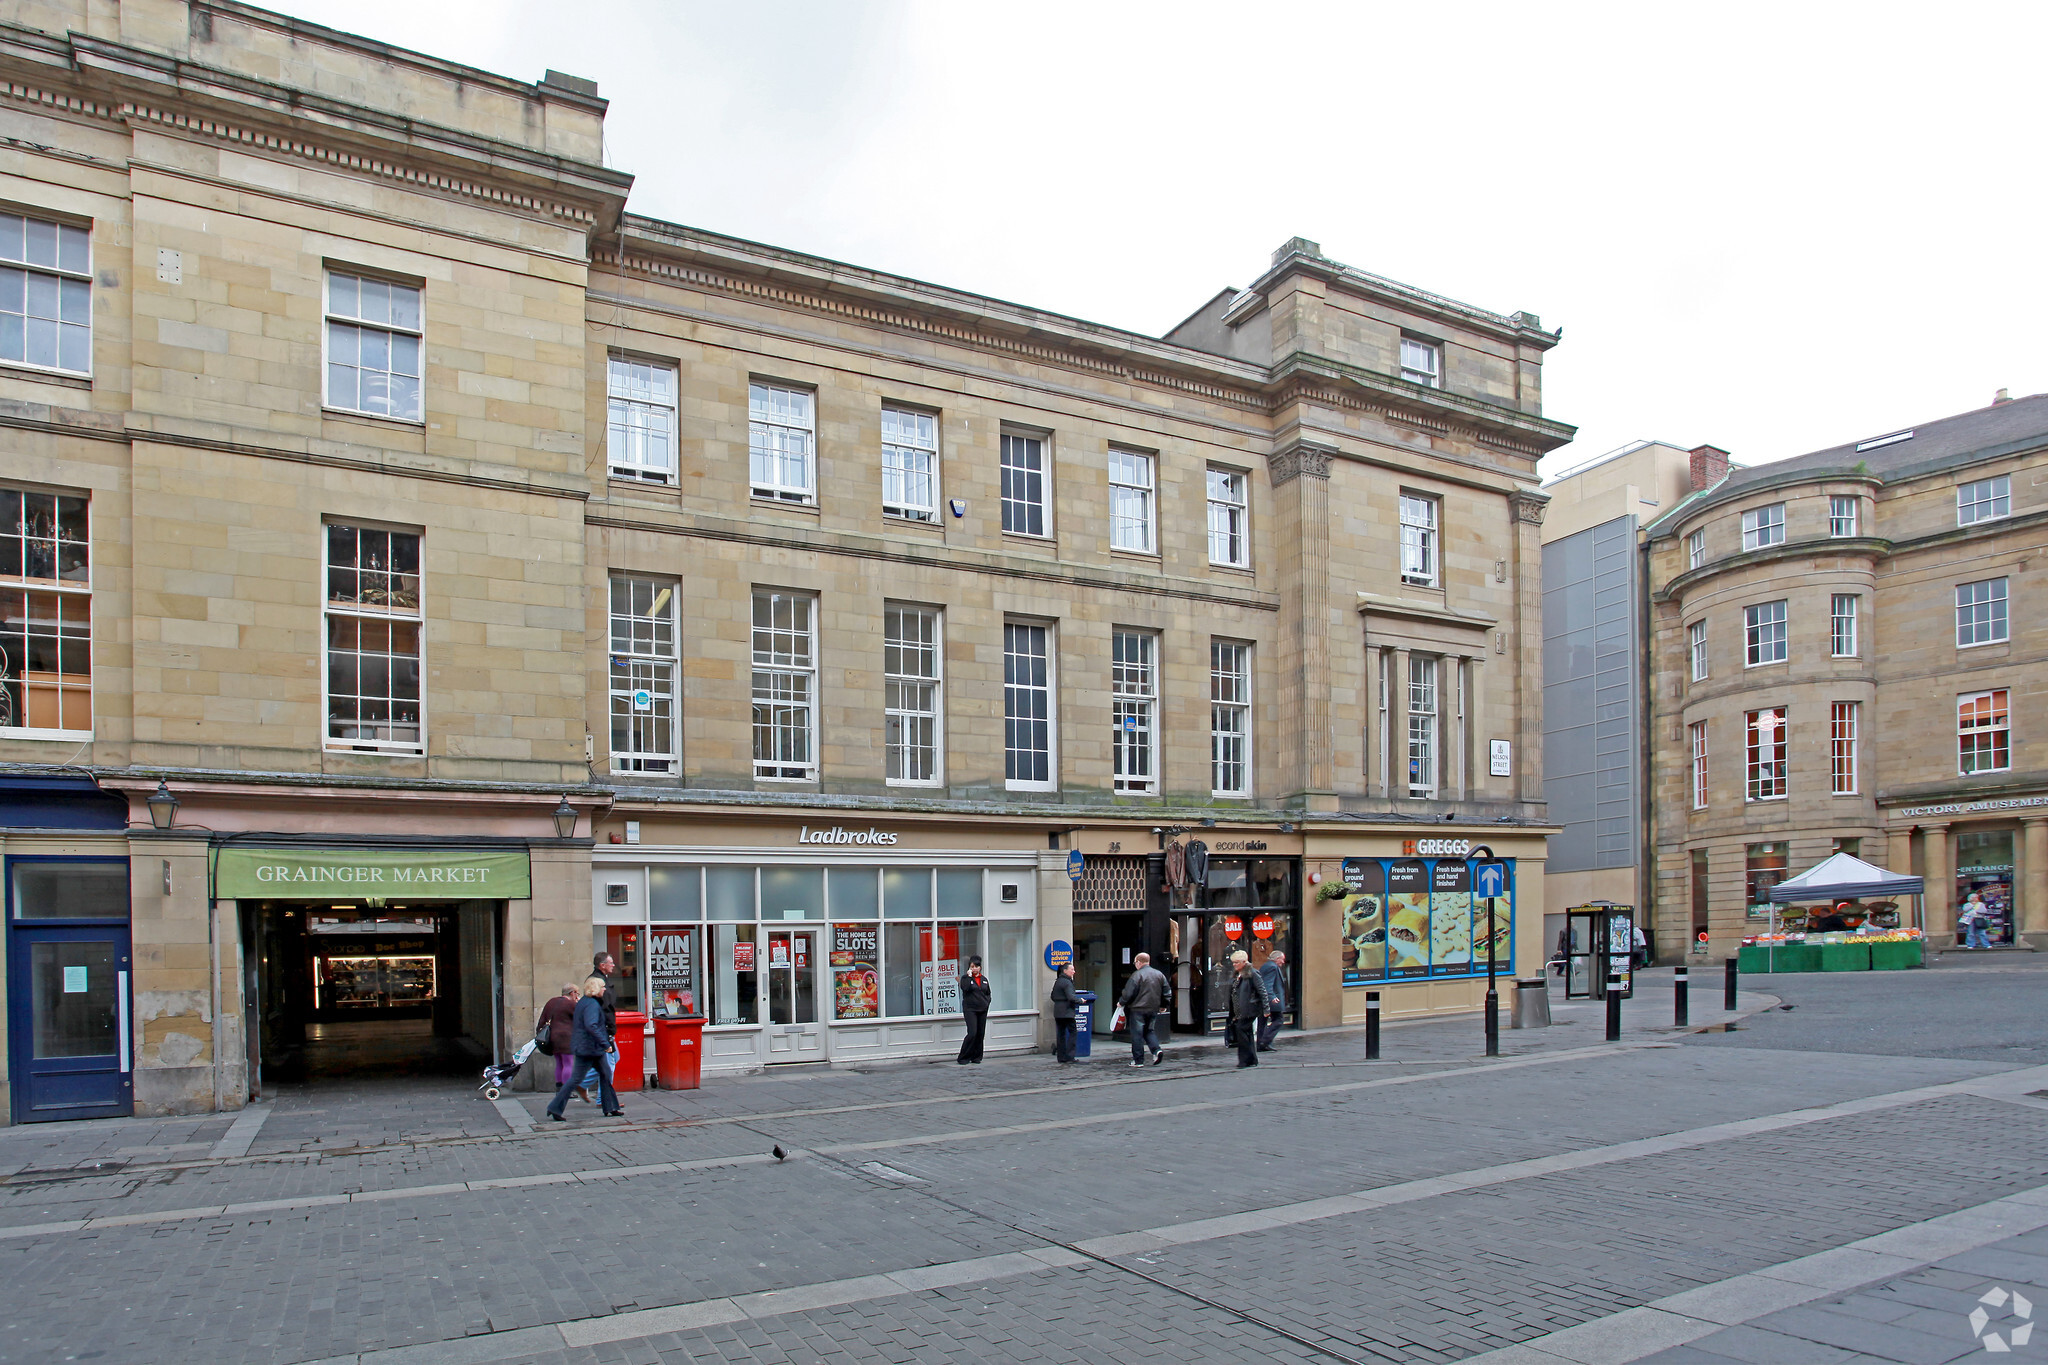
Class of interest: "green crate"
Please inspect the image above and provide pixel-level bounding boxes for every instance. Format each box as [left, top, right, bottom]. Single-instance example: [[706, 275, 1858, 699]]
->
[[1870, 941, 1923, 971], [1740, 942, 1823, 973], [1820, 942, 1872, 972]]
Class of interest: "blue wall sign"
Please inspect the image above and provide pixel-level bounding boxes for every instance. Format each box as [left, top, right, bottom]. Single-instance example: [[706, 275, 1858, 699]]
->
[[1067, 849, 1084, 881], [1043, 939, 1073, 971]]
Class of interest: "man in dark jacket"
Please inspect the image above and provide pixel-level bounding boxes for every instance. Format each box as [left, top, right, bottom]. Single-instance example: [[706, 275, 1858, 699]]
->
[[957, 955, 993, 1064], [593, 951, 622, 1089], [1050, 962, 1079, 1063], [546, 977, 622, 1120], [1117, 951, 1168, 1067], [1228, 950, 1268, 1069], [1256, 950, 1288, 1052]]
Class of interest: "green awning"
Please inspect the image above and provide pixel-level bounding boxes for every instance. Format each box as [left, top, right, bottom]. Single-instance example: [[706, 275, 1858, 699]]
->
[[215, 847, 531, 900]]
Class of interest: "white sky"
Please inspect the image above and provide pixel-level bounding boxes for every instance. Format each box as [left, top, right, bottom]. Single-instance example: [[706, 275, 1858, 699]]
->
[[267, 0, 2048, 474]]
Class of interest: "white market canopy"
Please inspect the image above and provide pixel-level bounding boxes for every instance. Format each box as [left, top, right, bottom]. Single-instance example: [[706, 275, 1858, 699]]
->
[[1767, 852, 1925, 904]]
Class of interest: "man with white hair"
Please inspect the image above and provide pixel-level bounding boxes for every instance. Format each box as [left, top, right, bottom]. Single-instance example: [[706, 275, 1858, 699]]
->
[[1227, 950, 1269, 1069]]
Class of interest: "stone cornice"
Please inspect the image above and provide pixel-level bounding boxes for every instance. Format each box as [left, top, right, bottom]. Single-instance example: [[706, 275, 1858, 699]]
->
[[1652, 512, 2048, 604], [1253, 245, 1562, 352], [1355, 593, 1500, 632], [1271, 352, 1576, 457], [0, 23, 632, 232]]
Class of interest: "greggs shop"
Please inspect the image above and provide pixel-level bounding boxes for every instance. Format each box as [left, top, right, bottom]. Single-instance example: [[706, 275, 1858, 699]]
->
[[591, 814, 1052, 1072]]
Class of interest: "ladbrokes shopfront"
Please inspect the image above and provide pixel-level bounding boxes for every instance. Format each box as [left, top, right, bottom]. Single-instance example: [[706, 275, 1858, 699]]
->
[[591, 813, 1054, 1072]]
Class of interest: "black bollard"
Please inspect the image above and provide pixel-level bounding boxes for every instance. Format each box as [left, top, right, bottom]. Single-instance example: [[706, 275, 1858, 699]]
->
[[1366, 990, 1381, 1060], [1674, 964, 1689, 1027], [1724, 955, 1738, 1011], [1605, 972, 1622, 1041], [1484, 980, 1499, 1056]]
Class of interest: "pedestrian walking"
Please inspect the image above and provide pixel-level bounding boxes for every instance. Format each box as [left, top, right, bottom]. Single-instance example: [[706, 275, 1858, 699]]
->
[[1227, 950, 1268, 1069], [1050, 961, 1079, 1063], [593, 950, 622, 1090], [1961, 894, 1993, 949], [1255, 950, 1288, 1052], [537, 982, 581, 1097], [1117, 951, 1168, 1067], [1631, 923, 1650, 969], [957, 955, 992, 1064], [546, 976, 623, 1121]]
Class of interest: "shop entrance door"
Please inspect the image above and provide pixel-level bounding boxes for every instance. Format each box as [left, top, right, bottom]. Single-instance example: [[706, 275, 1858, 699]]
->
[[764, 928, 823, 1062], [7, 923, 132, 1122], [1173, 911, 1298, 1035]]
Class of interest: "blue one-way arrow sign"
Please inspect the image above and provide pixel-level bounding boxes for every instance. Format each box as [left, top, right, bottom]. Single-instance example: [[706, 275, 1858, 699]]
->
[[1475, 862, 1507, 899]]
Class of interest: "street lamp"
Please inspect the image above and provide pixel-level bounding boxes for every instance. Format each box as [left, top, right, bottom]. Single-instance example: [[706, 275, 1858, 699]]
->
[[551, 798, 578, 839], [146, 780, 179, 831]]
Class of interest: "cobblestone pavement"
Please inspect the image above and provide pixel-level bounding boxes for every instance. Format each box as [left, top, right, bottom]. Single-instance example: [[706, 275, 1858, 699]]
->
[[4, 967, 2045, 1365]]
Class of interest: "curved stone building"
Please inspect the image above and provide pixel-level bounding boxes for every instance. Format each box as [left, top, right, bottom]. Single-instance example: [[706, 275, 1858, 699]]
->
[[1646, 396, 2047, 955]]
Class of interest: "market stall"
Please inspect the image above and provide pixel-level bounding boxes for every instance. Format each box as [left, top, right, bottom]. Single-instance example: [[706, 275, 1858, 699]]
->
[[1742, 853, 1926, 973]]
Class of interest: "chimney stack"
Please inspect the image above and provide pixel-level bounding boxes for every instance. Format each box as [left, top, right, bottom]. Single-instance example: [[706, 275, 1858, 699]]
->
[[1688, 444, 1731, 492], [1994, 388, 2011, 405]]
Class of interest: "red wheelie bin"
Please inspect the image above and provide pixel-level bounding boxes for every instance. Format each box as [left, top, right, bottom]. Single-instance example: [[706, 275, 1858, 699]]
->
[[612, 1010, 648, 1091], [652, 1014, 705, 1091]]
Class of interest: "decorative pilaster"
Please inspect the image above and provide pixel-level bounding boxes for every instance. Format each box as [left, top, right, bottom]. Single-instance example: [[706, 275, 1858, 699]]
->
[[1508, 489, 1547, 805], [2022, 817, 2048, 939], [1267, 441, 1335, 808], [1920, 823, 1953, 941]]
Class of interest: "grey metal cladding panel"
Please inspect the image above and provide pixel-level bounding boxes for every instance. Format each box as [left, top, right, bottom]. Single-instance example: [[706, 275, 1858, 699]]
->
[[1543, 517, 1639, 874]]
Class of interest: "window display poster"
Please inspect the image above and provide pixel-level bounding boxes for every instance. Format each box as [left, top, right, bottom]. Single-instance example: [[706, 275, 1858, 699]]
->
[[733, 939, 755, 972], [1429, 860, 1473, 976], [648, 926, 696, 1016], [920, 924, 961, 1014], [832, 922, 880, 1019], [1340, 857, 1386, 985], [1385, 859, 1431, 979]]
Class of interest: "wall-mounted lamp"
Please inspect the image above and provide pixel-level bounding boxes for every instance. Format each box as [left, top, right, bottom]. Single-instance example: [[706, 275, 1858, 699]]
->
[[552, 798, 578, 839], [146, 779, 180, 831]]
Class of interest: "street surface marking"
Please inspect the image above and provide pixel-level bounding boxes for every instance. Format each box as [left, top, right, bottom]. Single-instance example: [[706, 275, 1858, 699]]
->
[[274, 1061, 2048, 1365], [206, 1103, 272, 1160], [488, 1097, 530, 1133]]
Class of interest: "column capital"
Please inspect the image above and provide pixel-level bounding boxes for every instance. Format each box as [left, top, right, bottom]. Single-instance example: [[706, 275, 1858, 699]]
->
[[1268, 440, 1335, 487], [1509, 489, 1548, 525]]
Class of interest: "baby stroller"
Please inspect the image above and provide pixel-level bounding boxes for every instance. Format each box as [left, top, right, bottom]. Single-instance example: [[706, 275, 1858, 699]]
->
[[479, 1039, 537, 1101]]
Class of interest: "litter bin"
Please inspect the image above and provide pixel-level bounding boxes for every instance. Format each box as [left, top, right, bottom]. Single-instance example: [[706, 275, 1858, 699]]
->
[[1510, 977, 1551, 1029], [1073, 990, 1095, 1059], [612, 1010, 648, 1091], [652, 1014, 705, 1091]]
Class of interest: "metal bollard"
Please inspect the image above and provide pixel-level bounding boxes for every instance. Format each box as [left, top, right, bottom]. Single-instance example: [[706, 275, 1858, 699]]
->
[[1484, 977, 1500, 1056], [1605, 972, 1622, 1041], [1674, 964, 1689, 1027], [1366, 991, 1381, 1060], [1724, 956, 1738, 1011]]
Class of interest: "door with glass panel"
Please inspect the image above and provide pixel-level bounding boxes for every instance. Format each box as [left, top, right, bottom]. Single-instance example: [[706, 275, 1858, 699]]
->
[[764, 928, 823, 1060], [8, 858, 133, 1123]]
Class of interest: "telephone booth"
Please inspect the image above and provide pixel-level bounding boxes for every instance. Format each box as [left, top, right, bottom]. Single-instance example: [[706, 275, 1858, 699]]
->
[[1564, 901, 1635, 1001]]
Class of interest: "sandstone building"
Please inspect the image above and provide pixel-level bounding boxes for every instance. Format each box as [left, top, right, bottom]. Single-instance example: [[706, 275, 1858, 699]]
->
[[1645, 399, 2048, 956], [0, 0, 1569, 1119]]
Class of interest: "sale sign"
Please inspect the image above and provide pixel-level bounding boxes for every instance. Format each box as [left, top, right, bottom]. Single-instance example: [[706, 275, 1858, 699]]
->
[[1223, 915, 1244, 941], [1251, 913, 1275, 940]]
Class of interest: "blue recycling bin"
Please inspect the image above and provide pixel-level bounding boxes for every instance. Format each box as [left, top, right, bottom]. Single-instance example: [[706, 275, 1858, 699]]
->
[[1073, 990, 1095, 1059]]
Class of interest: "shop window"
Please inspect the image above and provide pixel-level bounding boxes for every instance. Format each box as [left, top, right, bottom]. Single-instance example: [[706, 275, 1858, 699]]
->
[[884, 866, 931, 918], [985, 920, 1033, 1011], [830, 921, 881, 1018], [607, 356, 677, 483], [1956, 830, 2015, 944], [597, 925, 642, 1013], [610, 575, 677, 773], [0, 211, 92, 375], [1112, 630, 1158, 794], [11, 860, 127, 918], [325, 523, 422, 754], [0, 488, 91, 734], [1745, 843, 1789, 917], [710, 923, 760, 1024], [1745, 708, 1787, 801], [646, 924, 698, 1015], [760, 866, 823, 920], [1958, 689, 2011, 774], [828, 866, 880, 919], [707, 866, 755, 919]]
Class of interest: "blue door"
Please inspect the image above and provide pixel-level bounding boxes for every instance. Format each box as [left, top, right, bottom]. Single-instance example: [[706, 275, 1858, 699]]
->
[[8, 857, 133, 1123]]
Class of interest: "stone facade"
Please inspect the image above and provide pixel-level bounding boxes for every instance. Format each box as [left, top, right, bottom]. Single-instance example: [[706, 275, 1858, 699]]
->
[[1645, 397, 2048, 956], [0, 0, 1570, 1116]]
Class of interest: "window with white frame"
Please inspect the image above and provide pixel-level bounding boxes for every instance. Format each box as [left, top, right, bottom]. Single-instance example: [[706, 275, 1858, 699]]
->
[[1956, 578, 2009, 647], [1210, 640, 1250, 797], [1830, 701, 1858, 794], [0, 212, 91, 375], [1830, 594, 1859, 658], [0, 488, 91, 733], [1407, 654, 1438, 798], [1689, 721, 1708, 809], [1744, 707, 1786, 801], [609, 576, 677, 774], [881, 406, 939, 522], [607, 357, 677, 483], [748, 383, 815, 503], [1207, 468, 1250, 567], [1399, 494, 1439, 586], [1829, 496, 1858, 538], [883, 604, 941, 785], [1688, 619, 1709, 682], [1003, 622, 1053, 788], [1958, 475, 2010, 527], [325, 271, 422, 421], [325, 523, 423, 753], [1958, 689, 2010, 774], [1687, 528, 1705, 570], [1399, 337, 1440, 387], [1109, 449, 1156, 554], [751, 591, 816, 779], [1000, 433, 1047, 537], [1741, 503, 1785, 551], [1112, 630, 1158, 793], [1744, 600, 1788, 665]]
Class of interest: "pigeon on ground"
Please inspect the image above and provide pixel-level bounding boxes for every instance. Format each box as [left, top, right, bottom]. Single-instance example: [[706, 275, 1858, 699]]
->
[[772, 1145, 787, 1161]]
